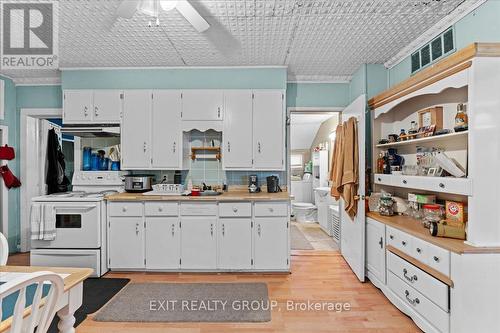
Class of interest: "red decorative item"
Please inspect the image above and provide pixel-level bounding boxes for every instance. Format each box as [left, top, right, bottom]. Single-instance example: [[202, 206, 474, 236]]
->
[[0, 145, 15, 160], [0, 165, 21, 189]]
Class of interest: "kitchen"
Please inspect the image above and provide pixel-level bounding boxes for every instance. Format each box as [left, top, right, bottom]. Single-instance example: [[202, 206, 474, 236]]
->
[[1, 1, 500, 333]]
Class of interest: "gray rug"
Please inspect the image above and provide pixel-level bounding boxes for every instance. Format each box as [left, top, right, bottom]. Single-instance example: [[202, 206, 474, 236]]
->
[[291, 225, 314, 250], [94, 283, 271, 323]]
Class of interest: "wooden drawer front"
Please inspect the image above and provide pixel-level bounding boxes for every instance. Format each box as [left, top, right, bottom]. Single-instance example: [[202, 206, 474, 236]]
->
[[180, 203, 218, 216], [109, 202, 143, 217], [254, 202, 288, 217], [145, 202, 179, 216], [426, 242, 451, 277], [387, 252, 449, 311], [410, 237, 429, 265], [387, 272, 449, 333], [374, 174, 391, 185], [219, 202, 252, 217]]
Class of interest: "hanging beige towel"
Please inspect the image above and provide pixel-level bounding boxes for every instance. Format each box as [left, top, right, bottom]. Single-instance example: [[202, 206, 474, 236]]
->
[[339, 117, 359, 220], [330, 124, 344, 200]]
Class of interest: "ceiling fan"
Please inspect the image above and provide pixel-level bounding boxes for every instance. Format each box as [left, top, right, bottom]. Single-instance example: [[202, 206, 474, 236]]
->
[[116, 0, 210, 32]]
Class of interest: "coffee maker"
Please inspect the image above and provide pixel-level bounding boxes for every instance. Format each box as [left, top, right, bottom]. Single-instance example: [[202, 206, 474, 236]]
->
[[248, 175, 261, 193], [266, 176, 282, 193]]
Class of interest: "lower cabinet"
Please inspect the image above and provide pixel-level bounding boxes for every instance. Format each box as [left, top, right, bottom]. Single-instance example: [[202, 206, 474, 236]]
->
[[218, 218, 252, 269], [366, 217, 386, 284], [108, 217, 145, 269], [253, 217, 289, 270], [180, 217, 217, 269], [145, 217, 180, 269]]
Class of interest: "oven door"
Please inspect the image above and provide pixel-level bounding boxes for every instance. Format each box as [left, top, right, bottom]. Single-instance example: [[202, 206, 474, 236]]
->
[[31, 201, 102, 249]]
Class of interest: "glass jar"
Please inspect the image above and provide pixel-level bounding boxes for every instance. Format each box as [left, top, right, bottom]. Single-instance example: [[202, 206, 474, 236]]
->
[[378, 195, 395, 216], [422, 204, 444, 228]]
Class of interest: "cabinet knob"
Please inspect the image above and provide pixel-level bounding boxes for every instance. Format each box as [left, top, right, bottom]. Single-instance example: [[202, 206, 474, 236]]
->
[[439, 183, 445, 188], [269, 207, 274, 212], [377, 177, 381, 182], [433, 256, 440, 262], [416, 247, 421, 253], [390, 235, 394, 240], [257, 142, 261, 153], [173, 142, 176, 153], [402, 179, 407, 184], [233, 207, 238, 213], [227, 141, 231, 152], [84, 106, 88, 117], [94, 106, 99, 117], [402, 241, 407, 246], [158, 207, 163, 212], [222, 223, 225, 236], [210, 223, 214, 237], [257, 224, 262, 236], [171, 223, 175, 236], [217, 107, 221, 118], [122, 207, 127, 212]]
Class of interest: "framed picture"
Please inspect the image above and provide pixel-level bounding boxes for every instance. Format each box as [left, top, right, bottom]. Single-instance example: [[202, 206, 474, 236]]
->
[[418, 107, 443, 129]]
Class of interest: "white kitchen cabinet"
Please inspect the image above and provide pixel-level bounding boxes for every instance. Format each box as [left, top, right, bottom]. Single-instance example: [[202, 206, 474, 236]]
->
[[253, 90, 285, 170], [223, 90, 253, 169], [151, 90, 182, 169], [145, 217, 180, 269], [366, 217, 386, 284], [181, 90, 223, 121], [253, 217, 288, 270], [218, 218, 252, 269], [92, 90, 122, 123], [180, 217, 217, 269], [108, 217, 144, 269], [121, 90, 152, 169], [63, 90, 93, 123]]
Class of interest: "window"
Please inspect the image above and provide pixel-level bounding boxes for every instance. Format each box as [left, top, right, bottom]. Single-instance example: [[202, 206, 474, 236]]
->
[[411, 27, 455, 74], [291, 154, 303, 168]]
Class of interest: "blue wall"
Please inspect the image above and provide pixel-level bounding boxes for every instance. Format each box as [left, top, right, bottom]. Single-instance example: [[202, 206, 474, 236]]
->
[[16, 86, 62, 109], [286, 82, 349, 108]]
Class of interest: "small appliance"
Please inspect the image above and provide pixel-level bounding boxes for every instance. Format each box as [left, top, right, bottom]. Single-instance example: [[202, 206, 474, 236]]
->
[[124, 174, 154, 192], [266, 175, 282, 193], [248, 175, 261, 193]]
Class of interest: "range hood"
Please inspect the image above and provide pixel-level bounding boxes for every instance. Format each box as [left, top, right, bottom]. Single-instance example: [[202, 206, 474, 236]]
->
[[61, 124, 120, 138]]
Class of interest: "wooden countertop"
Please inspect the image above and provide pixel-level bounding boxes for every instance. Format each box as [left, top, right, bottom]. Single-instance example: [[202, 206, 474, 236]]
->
[[106, 190, 292, 202], [367, 211, 500, 254]]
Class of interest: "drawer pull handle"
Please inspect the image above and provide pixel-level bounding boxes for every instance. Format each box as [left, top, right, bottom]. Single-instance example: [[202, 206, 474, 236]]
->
[[439, 183, 445, 188], [158, 207, 163, 212], [389, 235, 394, 240], [416, 247, 421, 253], [402, 179, 407, 184], [378, 237, 383, 249], [405, 290, 420, 305], [433, 256, 440, 262], [122, 207, 127, 212], [233, 207, 238, 213], [402, 241, 407, 246], [403, 268, 418, 283]]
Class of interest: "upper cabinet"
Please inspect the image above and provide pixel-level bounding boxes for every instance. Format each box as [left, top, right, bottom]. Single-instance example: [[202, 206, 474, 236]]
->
[[181, 90, 224, 121], [63, 90, 122, 124]]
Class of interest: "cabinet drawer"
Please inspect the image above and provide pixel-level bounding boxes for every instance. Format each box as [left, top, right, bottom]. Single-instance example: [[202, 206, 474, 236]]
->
[[387, 252, 449, 311], [422, 177, 472, 196], [145, 202, 179, 216], [387, 226, 412, 256], [374, 174, 391, 185], [387, 272, 449, 333], [386, 226, 400, 249], [254, 202, 288, 217], [426, 242, 451, 277], [219, 202, 251, 217], [392, 175, 418, 189], [108, 202, 143, 217], [180, 203, 217, 216]]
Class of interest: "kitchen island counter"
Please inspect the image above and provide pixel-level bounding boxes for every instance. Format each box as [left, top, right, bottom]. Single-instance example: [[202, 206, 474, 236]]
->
[[105, 190, 292, 202]]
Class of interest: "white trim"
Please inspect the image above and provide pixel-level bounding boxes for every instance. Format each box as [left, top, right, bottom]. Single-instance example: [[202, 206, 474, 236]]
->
[[288, 75, 352, 83], [384, 0, 487, 69], [287, 80, 350, 84], [288, 106, 344, 112], [0, 125, 8, 238], [0, 80, 4, 120], [60, 65, 288, 71], [13, 77, 61, 86], [20, 108, 63, 252]]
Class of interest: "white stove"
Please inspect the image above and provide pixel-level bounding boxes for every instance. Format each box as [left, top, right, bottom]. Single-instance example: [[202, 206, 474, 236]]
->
[[30, 171, 127, 277]]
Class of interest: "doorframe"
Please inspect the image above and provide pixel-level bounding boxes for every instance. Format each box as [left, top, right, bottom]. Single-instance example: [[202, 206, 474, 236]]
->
[[0, 125, 8, 238], [20, 108, 62, 252], [286, 107, 344, 190]]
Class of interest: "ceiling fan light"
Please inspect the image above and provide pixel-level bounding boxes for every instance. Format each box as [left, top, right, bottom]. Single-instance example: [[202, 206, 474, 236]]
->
[[160, 0, 178, 11], [138, 0, 156, 16]]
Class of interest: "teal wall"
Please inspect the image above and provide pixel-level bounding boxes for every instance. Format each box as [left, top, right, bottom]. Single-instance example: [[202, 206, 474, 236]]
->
[[16, 85, 62, 109], [349, 65, 367, 103], [61, 68, 287, 90], [286, 82, 349, 108], [388, 0, 500, 87]]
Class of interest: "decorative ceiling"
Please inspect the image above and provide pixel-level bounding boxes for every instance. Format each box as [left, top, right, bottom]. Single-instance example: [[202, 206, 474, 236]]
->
[[0, 0, 483, 83]]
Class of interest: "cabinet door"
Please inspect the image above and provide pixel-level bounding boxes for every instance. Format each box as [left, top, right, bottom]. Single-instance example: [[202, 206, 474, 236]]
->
[[145, 217, 180, 269], [93, 90, 122, 123], [63, 90, 93, 123], [180, 217, 217, 269], [223, 90, 253, 169], [121, 90, 151, 169], [181, 90, 223, 121], [366, 218, 386, 284], [108, 217, 144, 269], [151, 90, 181, 169], [253, 90, 284, 170], [253, 217, 288, 270], [218, 218, 252, 269]]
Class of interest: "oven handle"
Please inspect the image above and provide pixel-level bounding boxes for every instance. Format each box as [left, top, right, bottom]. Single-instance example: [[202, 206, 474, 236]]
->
[[53, 205, 97, 212]]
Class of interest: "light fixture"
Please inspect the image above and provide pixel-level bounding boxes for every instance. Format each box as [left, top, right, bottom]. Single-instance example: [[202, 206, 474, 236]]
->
[[138, 0, 178, 27], [160, 0, 178, 11]]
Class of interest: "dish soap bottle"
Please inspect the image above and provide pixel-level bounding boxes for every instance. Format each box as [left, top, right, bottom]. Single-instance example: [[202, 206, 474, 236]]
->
[[454, 103, 468, 132]]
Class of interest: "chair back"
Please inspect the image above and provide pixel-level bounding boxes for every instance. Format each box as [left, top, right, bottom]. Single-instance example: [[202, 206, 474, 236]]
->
[[0, 271, 64, 333], [0, 232, 8, 265]]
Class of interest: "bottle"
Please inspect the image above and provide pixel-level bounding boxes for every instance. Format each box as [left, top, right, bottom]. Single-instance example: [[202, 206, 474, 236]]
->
[[408, 121, 418, 134], [399, 129, 406, 141], [454, 103, 468, 132], [377, 153, 384, 174], [187, 178, 193, 192]]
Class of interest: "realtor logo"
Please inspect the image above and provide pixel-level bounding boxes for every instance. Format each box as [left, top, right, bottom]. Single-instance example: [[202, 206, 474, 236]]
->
[[1, 1, 58, 69]]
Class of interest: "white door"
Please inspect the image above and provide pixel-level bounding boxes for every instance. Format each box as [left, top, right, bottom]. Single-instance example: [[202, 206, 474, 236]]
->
[[93, 90, 122, 123], [108, 217, 144, 269], [339, 94, 366, 282], [181, 90, 223, 121], [121, 90, 151, 169], [151, 90, 181, 169], [253, 90, 284, 170], [223, 90, 253, 169], [218, 218, 252, 269], [145, 217, 180, 269], [253, 217, 288, 270], [180, 217, 217, 269], [366, 218, 386, 283], [63, 90, 93, 123]]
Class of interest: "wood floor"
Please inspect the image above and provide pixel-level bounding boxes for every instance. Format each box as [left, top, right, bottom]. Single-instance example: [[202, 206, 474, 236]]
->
[[7, 252, 420, 333]]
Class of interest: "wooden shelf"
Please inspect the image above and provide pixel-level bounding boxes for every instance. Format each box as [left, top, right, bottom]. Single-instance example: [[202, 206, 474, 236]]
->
[[191, 146, 221, 160], [376, 131, 468, 148]]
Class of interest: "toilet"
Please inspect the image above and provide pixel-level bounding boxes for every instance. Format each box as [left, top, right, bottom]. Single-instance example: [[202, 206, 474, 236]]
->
[[292, 202, 317, 223]]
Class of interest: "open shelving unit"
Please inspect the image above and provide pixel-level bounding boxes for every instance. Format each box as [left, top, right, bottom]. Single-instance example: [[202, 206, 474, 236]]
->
[[375, 130, 468, 148]]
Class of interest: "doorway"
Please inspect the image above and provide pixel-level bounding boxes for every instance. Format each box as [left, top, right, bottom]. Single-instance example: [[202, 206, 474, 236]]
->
[[287, 108, 342, 251], [0, 125, 8, 239]]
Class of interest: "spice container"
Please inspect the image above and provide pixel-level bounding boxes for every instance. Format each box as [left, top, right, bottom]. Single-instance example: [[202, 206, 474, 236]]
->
[[422, 204, 444, 228]]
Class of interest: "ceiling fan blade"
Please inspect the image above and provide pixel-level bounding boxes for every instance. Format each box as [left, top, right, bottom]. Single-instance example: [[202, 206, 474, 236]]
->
[[116, 0, 140, 19], [176, 0, 210, 33]]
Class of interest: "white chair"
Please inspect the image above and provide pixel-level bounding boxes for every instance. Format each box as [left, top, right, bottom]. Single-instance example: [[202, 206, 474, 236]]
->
[[0, 271, 64, 333], [0, 232, 8, 265]]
